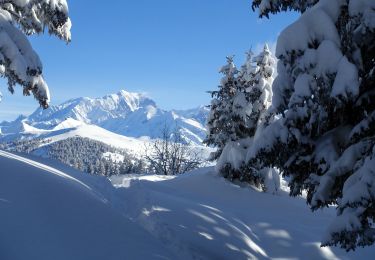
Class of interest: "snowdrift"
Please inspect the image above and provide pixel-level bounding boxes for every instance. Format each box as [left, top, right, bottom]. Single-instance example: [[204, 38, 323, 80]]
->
[[1, 151, 374, 259], [0, 150, 172, 260], [111, 170, 375, 259]]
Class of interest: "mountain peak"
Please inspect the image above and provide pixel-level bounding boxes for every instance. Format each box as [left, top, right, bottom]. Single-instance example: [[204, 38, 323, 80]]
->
[[1, 90, 209, 145], [118, 89, 140, 97], [115, 89, 156, 111]]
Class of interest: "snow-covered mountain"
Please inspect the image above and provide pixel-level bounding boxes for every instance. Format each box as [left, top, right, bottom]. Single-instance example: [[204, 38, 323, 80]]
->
[[1, 90, 208, 144]]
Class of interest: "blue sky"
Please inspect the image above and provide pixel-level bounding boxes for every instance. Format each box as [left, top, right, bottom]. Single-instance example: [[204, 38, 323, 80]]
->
[[0, 0, 297, 121]]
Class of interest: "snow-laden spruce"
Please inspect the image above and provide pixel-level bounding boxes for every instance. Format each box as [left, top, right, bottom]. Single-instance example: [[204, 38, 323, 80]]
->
[[251, 0, 318, 17], [205, 46, 279, 191], [218, 45, 277, 190], [204, 56, 239, 160], [249, 0, 375, 250], [0, 0, 71, 108]]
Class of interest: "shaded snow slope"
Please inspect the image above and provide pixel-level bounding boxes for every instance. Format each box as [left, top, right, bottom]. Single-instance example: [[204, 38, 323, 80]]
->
[[0, 150, 172, 260], [1, 90, 209, 144], [3, 151, 371, 259], [111, 169, 375, 260]]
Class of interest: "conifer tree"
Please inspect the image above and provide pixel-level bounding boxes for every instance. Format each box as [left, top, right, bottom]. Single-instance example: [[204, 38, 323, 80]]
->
[[232, 49, 255, 139], [204, 56, 239, 160], [217, 45, 276, 188], [252, 0, 318, 17], [249, 0, 375, 250], [0, 0, 71, 108], [246, 44, 274, 133]]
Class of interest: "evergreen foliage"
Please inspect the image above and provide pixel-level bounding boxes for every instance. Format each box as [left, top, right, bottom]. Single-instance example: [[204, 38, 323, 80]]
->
[[47, 137, 145, 176], [204, 56, 239, 160], [250, 0, 375, 250], [252, 0, 318, 17], [1, 137, 146, 176], [219, 45, 276, 188], [0, 0, 71, 108], [206, 46, 277, 190]]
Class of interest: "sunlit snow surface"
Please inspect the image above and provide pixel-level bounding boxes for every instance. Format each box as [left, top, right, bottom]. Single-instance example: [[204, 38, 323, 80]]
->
[[110, 170, 375, 259], [1, 151, 374, 259]]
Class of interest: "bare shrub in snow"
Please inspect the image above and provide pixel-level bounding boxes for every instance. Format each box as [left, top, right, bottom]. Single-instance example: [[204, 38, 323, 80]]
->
[[145, 125, 203, 175]]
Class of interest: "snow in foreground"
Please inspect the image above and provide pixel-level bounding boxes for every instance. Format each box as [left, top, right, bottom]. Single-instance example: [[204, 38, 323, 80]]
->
[[110, 171, 375, 260], [0, 150, 171, 260], [1, 151, 374, 259]]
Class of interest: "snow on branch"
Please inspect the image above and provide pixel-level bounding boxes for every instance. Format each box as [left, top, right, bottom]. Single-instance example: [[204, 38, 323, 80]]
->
[[0, 0, 71, 108]]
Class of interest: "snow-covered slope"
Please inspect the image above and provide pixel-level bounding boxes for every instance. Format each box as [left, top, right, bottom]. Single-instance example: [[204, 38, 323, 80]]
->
[[110, 170, 375, 260], [0, 150, 173, 260], [0, 90, 212, 161], [2, 90, 208, 144], [0, 118, 213, 159], [1, 151, 373, 259]]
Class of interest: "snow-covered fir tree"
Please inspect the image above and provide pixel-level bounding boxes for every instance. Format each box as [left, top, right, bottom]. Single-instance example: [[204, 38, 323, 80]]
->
[[245, 44, 277, 191], [249, 0, 375, 250], [204, 56, 239, 160], [217, 45, 277, 190], [251, 0, 318, 17], [214, 52, 254, 182], [232, 49, 255, 138], [245, 44, 274, 133], [0, 0, 71, 108]]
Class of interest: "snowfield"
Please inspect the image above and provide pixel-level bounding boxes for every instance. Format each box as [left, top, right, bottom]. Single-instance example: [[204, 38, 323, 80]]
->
[[0, 150, 172, 260], [1, 151, 374, 259], [0, 117, 214, 160]]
